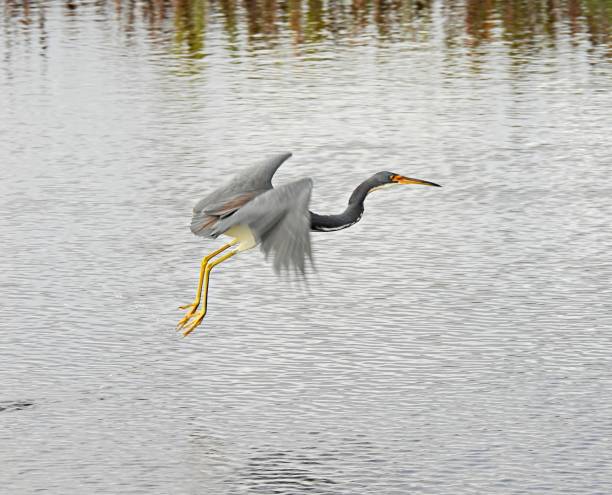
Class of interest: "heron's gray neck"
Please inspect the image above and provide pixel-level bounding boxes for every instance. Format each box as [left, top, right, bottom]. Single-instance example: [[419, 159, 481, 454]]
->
[[309, 178, 374, 232]]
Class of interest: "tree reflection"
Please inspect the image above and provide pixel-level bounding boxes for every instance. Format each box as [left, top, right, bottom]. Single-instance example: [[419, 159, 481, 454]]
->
[[3, 0, 611, 59], [173, 0, 207, 59]]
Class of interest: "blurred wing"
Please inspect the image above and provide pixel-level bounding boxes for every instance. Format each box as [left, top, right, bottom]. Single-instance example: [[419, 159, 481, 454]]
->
[[191, 152, 293, 238], [191, 191, 259, 236], [212, 178, 314, 275]]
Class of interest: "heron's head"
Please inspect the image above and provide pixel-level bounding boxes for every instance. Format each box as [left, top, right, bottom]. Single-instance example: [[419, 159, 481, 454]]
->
[[368, 171, 441, 192]]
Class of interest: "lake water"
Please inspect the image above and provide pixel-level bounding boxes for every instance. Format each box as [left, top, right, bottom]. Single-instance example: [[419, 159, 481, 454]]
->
[[1, 1, 612, 493]]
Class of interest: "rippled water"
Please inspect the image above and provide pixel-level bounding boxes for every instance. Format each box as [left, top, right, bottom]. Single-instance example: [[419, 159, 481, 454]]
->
[[2, 1, 612, 493]]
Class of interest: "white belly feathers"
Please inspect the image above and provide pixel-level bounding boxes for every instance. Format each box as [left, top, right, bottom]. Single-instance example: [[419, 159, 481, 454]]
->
[[223, 224, 258, 252]]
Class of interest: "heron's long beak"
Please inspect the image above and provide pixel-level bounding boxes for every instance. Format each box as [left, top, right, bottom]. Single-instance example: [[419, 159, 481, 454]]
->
[[391, 175, 441, 187]]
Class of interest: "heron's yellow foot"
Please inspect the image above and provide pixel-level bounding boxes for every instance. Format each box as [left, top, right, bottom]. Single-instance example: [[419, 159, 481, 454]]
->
[[176, 310, 196, 331], [182, 309, 207, 337], [176, 301, 202, 330]]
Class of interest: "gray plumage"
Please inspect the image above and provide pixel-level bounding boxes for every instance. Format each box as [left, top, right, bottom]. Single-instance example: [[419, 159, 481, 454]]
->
[[212, 178, 314, 274], [191, 152, 313, 274], [191, 152, 292, 238]]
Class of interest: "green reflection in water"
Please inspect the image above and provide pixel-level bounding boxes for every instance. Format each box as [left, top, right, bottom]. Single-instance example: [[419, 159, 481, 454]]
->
[[219, 0, 239, 51], [174, 0, 207, 58], [306, 0, 325, 42]]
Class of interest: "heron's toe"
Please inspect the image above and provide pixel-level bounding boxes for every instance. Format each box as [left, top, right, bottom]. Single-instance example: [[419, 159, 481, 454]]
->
[[178, 302, 197, 311], [182, 311, 206, 337], [176, 310, 197, 331]]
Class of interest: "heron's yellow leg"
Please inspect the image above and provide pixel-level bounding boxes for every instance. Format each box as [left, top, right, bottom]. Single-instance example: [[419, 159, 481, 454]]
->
[[182, 249, 237, 337], [176, 240, 237, 330]]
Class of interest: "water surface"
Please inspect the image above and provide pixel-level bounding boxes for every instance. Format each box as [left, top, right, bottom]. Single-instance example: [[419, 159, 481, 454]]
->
[[2, 1, 612, 493]]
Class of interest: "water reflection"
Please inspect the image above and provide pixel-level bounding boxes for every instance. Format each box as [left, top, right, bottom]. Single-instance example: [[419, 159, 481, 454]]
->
[[3, 0, 611, 61], [173, 0, 207, 59], [236, 450, 338, 494], [0, 400, 34, 413]]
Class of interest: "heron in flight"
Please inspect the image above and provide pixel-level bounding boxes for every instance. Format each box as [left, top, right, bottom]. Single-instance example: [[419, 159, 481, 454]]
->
[[177, 152, 440, 336]]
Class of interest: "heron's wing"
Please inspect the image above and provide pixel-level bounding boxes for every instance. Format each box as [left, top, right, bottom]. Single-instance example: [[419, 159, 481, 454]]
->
[[224, 152, 293, 191], [190, 152, 293, 238], [203, 192, 259, 217], [193, 152, 292, 213], [191, 191, 260, 236], [212, 178, 314, 275]]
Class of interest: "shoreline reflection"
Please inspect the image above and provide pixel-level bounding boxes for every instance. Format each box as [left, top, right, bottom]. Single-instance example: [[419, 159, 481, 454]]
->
[[3, 0, 611, 62]]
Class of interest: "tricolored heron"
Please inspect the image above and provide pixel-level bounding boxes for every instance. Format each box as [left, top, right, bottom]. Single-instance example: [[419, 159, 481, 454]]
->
[[177, 152, 440, 336]]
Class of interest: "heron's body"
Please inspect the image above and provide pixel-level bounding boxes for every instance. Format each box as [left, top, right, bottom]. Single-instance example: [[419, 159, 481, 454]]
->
[[223, 225, 257, 252], [177, 152, 440, 336]]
